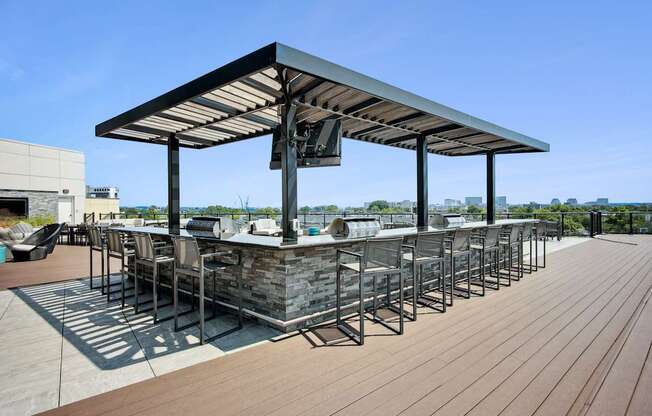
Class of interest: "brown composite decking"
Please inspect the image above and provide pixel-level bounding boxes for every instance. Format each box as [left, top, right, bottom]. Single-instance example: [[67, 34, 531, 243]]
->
[[0, 245, 120, 290], [39, 235, 652, 416]]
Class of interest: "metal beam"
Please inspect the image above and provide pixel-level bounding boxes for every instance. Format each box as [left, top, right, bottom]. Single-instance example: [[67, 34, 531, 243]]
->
[[280, 103, 298, 241], [416, 135, 429, 227], [351, 112, 426, 138], [452, 144, 530, 157], [384, 123, 464, 145], [168, 134, 181, 233], [486, 152, 495, 224]]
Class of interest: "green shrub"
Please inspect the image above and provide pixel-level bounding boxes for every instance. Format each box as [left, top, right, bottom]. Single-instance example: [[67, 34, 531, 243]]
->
[[0, 215, 56, 228]]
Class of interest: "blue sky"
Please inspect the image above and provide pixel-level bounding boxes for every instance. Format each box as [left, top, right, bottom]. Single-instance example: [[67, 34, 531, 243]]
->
[[1, 1, 650, 207]]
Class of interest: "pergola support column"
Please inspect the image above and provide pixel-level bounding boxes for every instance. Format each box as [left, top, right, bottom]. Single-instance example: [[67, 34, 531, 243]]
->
[[167, 134, 180, 233], [486, 151, 495, 224], [280, 103, 298, 241], [416, 134, 429, 227]]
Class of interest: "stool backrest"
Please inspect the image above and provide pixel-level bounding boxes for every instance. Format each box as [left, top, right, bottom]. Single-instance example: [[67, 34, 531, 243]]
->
[[132, 232, 154, 261], [522, 223, 533, 239], [484, 225, 502, 248], [173, 236, 201, 270], [536, 221, 546, 236], [416, 231, 446, 258], [363, 237, 403, 270], [451, 228, 471, 252], [106, 229, 124, 254], [503, 224, 521, 242], [88, 226, 103, 249]]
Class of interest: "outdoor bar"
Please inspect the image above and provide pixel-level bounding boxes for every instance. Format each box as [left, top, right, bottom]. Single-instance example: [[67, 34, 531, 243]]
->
[[96, 42, 549, 332]]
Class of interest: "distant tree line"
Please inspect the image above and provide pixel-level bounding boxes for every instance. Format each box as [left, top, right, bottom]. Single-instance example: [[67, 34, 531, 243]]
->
[[120, 202, 651, 233]]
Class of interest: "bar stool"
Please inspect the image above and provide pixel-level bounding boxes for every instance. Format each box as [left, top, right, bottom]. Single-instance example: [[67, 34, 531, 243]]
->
[[87, 226, 104, 291], [132, 232, 175, 323], [534, 221, 547, 270], [445, 228, 473, 304], [472, 225, 503, 290], [336, 237, 406, 345], [404, 231, 447, 314], [521, 223, 535, 274], [172, 236, 243, 345], [105, 229, 137, 307], [499, 224, 523, 283]]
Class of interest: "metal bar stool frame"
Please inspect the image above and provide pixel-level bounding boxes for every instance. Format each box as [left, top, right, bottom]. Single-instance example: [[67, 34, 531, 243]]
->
[[407, 231, 447, 314], [172, 236, 243, 345], [499, 224, 523, 283], [534, 221, 547, 270], [521, 223, 535, 274], [105, 229, 137, 307], [87, 225, 104, 291], [445, 228, 474, 303], [472, 225, 503, 291], [336, 237, 406, 346], [132, 232, 175, 323]]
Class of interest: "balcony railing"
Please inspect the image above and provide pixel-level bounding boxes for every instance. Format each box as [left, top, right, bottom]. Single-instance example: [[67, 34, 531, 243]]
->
[[89, 210, 652, 237]]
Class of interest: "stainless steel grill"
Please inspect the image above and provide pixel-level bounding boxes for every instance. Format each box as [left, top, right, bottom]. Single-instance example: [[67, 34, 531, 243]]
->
[[186, 216, 237, 238], [327, 217, 380, 238], [429, 213, 466, 228]]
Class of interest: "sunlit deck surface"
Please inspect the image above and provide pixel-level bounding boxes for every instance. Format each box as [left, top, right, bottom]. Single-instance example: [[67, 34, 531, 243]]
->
[[0, 245, 119, 290], [2, 236, 650, 416]]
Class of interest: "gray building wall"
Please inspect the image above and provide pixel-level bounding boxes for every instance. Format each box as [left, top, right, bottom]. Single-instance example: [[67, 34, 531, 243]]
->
[[0, 137, 85, 224]]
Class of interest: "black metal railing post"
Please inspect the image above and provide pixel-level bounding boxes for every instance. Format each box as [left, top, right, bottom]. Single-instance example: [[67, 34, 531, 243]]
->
[[629, 212, 634, 234], [561, 213, 565, 236], [588, 211, 594, 237]]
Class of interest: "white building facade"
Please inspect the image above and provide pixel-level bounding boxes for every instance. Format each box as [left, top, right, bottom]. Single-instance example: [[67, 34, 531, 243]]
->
[[0, 138, 85, 224]]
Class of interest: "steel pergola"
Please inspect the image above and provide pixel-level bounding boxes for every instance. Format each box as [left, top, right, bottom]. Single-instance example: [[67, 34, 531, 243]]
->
[[96, 42, 550, 240]]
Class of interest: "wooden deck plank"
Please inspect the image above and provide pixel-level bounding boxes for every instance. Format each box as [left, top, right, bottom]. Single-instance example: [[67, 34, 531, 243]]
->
[[0, 245, 120, 290], [36, 236, 652, 416], [582, 288, 652, 416], [433, 248, 651, 416], [499, 250, 652, 415], [625, 344, 652, 416], [360, 241, 642, 416], [395, 246, 651, 416], [465, 248, 651, 416]]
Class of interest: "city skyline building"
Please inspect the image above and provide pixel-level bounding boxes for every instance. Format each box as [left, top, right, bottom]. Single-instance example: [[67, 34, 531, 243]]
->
[[465, 196, 483, 207]]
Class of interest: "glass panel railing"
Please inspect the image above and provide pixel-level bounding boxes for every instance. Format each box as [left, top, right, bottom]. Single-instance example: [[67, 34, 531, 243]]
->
[[633, 213, 652, 234], [601, 212, 629, 234]]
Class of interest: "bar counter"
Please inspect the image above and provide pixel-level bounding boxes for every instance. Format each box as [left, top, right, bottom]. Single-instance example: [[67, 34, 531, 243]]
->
[[114, 219, 537, 332]]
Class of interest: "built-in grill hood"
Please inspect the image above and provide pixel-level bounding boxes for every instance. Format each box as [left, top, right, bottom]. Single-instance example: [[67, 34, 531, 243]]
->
[[186, 216, 237, 238], [429, 213, 466, 228], [327, 217, 381, 238]]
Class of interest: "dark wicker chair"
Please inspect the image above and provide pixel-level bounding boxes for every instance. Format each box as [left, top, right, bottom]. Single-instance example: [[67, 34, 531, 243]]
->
[[10, 223, 64, 261]]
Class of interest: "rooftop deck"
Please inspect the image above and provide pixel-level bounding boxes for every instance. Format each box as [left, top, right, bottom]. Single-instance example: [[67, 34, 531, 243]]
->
[[2, 235, 650, 416], [0, 245, 119, 290]]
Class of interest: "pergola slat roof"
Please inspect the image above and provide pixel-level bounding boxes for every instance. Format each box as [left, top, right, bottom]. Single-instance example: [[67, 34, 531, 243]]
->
[[96, 42, 549, 156]]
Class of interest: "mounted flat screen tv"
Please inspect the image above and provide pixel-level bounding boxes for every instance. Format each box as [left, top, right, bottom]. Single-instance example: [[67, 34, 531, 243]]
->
[[270, 119, 342, 170]]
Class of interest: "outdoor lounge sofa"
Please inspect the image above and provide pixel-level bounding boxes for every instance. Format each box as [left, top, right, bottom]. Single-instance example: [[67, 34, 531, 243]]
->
[[9, 223, 65, 261], [249, 218, 283, 236], [0, 222, 37, 261]]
